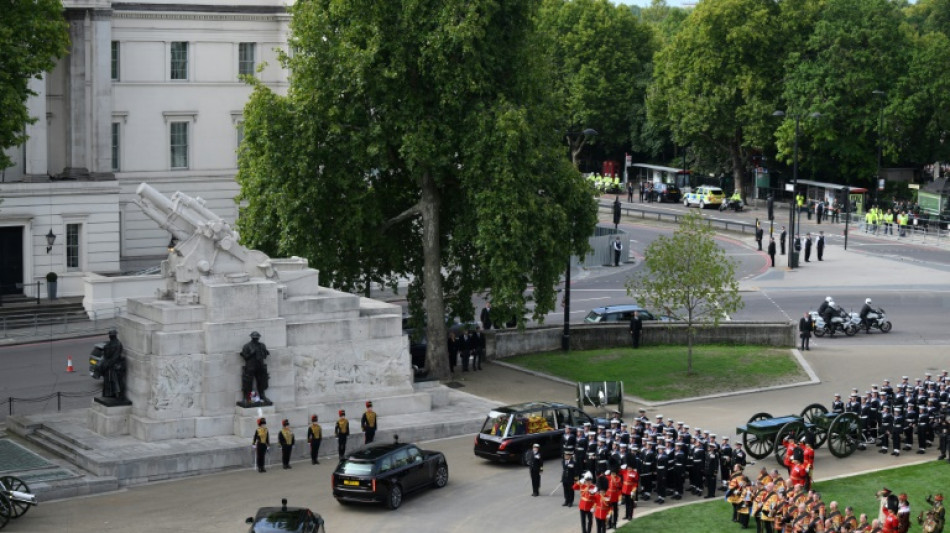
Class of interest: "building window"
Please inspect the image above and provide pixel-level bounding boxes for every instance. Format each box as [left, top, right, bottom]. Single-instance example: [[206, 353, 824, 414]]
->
[[111, 41, 120, 80], [170, 121, 189, 168], [66, 224, 80, 270], [111, 122, 120, 171], [239, 43, 256, 77], [170, 41, 188, 80]]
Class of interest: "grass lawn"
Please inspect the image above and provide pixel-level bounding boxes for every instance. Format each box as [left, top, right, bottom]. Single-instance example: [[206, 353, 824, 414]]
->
[[622, 461, 950, 531], [505, 344, 806, 402]]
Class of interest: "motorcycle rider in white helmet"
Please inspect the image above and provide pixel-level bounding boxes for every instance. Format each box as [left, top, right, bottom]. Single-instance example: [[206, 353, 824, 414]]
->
[[818, 296, 833, 317], [860, 298, 873, 333]]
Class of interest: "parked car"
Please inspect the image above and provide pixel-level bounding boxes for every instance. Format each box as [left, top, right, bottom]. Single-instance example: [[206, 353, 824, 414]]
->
[[332, 439, 449, 510], [683, 186, 725, 209], [653, 183, 682, 203], [245, 499, 325, 533], [473, 401, 608, 464], [583, 305, 660, 324]]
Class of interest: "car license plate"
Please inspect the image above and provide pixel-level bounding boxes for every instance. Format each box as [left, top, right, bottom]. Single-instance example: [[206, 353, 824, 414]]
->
[[343, 480, 359, 486]]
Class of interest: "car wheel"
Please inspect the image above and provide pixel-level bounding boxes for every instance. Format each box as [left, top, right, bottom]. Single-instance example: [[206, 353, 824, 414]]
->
[[699, 200, 705, 209], [683, 199, 690, 207], [387, 484, 403, 510], [434, 463, 449, 488]]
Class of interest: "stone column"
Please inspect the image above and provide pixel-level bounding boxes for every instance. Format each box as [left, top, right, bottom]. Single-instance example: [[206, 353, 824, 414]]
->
[[62, 7, 113, 180], [24, 77, 48, 176]]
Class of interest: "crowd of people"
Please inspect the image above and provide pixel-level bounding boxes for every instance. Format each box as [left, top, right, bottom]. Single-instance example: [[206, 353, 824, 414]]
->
[[545, 369, 950, 533]]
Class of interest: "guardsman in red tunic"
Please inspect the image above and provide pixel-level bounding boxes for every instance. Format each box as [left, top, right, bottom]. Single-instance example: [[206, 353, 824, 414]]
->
[[802, 439, 815, 490], [783, 436, 796, 475], [278, 418, 295, 469], [606, 469, 622, 528], [592, 486, 612, 533], [252, 417, 269, 473], [883, 506, 900, 533], [789, 459, 808, 488], [620, 464, 639, 521], [574, 473, 595, 533]]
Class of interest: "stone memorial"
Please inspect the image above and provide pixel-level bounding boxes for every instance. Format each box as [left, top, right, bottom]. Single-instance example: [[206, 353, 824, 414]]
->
[[88, 183, 421, 442]]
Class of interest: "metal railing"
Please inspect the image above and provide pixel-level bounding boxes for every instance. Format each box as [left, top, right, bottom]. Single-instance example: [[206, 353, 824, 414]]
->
[[598, 201, 757, 235], [0, 307, 125, 339], [1, 388, 100, 418]]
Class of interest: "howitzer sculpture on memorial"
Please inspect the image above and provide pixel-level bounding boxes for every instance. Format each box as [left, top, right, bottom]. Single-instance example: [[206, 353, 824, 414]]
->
[[134, 182, 277, 304]]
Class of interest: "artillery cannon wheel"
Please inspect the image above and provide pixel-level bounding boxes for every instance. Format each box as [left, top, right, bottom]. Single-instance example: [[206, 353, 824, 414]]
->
[[743, 412, 775, 460], [828, 413, 861, 458], [0, 477, 31, 519], [773, 421, 806, 465], [800, 403, 830, 447], [0, 491, 11, 530]]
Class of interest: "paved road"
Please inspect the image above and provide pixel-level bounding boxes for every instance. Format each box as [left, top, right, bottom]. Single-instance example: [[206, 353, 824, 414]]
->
[[20, 343, 948, 533]]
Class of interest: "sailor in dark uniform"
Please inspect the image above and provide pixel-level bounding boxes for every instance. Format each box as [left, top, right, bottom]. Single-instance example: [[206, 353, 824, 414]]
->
[[903, 404, 917, 452], [562, 451, 577, 507], [655, 442, 669, 504], [640, 441, 656, 500], [672, 441, 687, 500], [831, 393, 845, 414]]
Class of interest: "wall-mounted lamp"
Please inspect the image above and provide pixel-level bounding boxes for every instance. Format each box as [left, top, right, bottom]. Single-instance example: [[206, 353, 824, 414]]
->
[[45, 229, 56, 253]]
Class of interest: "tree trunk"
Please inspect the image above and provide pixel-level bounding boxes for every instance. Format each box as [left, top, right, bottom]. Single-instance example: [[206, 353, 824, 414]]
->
[[729, 139, 744, 196], [420, 172, 450, 380], [686, 325, 694, 376]]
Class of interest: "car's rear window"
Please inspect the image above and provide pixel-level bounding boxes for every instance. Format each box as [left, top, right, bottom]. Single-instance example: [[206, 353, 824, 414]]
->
[[338, 460, 375, 476]]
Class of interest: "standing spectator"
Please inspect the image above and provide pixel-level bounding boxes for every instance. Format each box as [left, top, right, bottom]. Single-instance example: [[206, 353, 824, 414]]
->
[[780, 226, 787, 255], [816, 200, 824, 224], [307, 414, 322, 465], [804, 233, 813, 262], [361, 400, 377, 444], [480, 301, 493, 330], [817, 231, 825, 261], [767, 237, 776, 268], [335, 409, 349, 461], [755, 221, 764, 251], [278, 419, 295, 469], [629, 311, 642, 349], [627, 180, 634, 203], [447, 332, 459, 373], [460, 328, 472, 372], [639, 181, 645, 202], [799, 312, 814, 351], [472, 326, 485, 371], [528, 443, 543, 497]]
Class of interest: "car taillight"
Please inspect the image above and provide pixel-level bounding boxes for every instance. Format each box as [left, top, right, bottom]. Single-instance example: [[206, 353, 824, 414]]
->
[[372, 479, 376, 492], [498, 439, 509, 450], [331, 474, 335, 489], [474, 435, 479, 446]]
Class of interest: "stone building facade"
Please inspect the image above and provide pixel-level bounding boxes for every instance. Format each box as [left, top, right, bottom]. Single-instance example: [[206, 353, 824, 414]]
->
[[0, 0, 290, 299]]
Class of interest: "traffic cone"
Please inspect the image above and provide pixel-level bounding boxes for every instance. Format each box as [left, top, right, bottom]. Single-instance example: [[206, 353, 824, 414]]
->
[[66, 355, 75, 372]]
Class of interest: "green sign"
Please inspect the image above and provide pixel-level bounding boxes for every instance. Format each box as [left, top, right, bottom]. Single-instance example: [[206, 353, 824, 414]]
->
[[918, 191, 943, 214]]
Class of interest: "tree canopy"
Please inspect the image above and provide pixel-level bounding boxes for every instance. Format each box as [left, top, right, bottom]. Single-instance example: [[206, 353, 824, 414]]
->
[[236, 0, 596, 379], [647, 0, 784, 196], [0, 0, 69, 170], [625, 210, 743, 374]]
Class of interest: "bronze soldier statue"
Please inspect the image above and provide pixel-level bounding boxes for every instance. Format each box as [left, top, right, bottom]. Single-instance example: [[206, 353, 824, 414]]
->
[[239, 331, 270, 405], [94, 329, 129, 404]]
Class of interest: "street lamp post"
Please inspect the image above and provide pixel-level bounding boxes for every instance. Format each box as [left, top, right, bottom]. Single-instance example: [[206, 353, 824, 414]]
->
[[873, 90, 886, 209], [562, 128, 597, 351], [773, 110, 820, 268]]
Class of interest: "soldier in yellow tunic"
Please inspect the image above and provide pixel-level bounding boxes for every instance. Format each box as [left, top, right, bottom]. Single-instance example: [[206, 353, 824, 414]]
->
[[335, 409, 350, 460], [278, 419, 295, 469], [362, 400, 378, 444], [307, 414, 322, 465], [252, 417, 269, 473]]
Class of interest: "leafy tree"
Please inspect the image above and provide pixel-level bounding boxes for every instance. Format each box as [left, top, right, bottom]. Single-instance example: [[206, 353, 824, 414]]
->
[[624, 211, 743, 374], [0, 0, 69, 170], [648, 0, 784, 197], [236, 0, 596, 380], [777, 0, 909, 187], [538, 0, 656, 168]]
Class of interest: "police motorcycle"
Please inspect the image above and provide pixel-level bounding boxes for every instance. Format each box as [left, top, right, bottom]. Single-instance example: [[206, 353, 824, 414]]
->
[[719, 192, 744, 212], [849, 299, 892, 333], [810, 301, 858, 337]]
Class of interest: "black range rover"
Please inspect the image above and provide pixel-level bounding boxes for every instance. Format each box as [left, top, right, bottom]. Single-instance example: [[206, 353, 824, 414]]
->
[[332, 439, 448, 510]]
